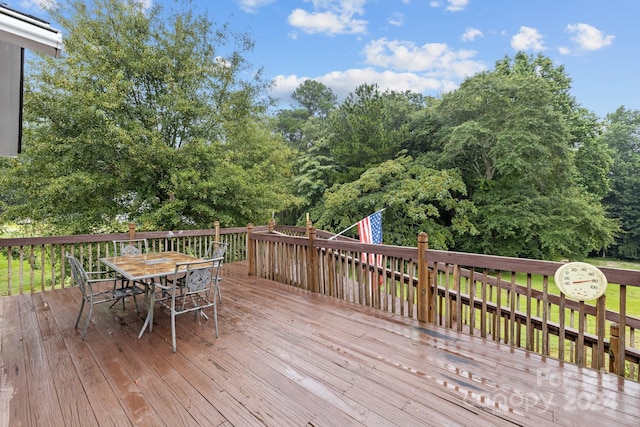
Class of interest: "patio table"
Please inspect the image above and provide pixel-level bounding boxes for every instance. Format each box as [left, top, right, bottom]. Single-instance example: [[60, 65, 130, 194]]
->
[[99, 251, 202, 338]]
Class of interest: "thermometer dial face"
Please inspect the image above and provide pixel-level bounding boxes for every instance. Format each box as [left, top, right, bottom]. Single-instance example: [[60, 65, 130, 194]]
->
[[554, 262, 608, 301]]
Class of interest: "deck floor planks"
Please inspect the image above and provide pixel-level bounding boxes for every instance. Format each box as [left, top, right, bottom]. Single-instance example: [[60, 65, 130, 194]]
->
[[0, 296, 31, 427], [151, 318, 313, 426], [140, 324, 280, 427], [30, 291, 96, 427], [136, 321, 271, 427], [150, 306, 378, 426], [84, 309, 225, 427], [214, 277, 542, 426], [208, 319, 420, 426], [220, 277, 520, 420], [44, 286, 156, 426], [152, 278, 469, 426], [222, 270, 638, 421], [288, 288, 640, 424], [3, 261, 640, 426], [214, 272, 636, 426], [16, 294, 66, 427]]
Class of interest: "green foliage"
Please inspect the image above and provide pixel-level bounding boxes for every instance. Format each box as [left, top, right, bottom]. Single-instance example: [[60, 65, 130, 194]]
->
[[437, 70, 573, 193], [457, 184, 617, 259], [0, 0, 295, 233], [314, 155, 477, 249], [326, 84, 423, 183], [601, 107, 640, 259], [430, 56, 617, 258], [291, 80, 337, 119]]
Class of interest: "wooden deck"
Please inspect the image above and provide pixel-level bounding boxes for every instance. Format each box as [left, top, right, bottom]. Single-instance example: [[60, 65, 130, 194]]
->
[[2, 262, 640, 427]]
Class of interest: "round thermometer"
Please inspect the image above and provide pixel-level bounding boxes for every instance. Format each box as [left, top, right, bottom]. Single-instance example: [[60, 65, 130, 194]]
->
[[554, 262, 608, 301]]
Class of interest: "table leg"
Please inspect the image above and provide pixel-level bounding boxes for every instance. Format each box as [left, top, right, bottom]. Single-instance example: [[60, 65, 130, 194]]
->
[[138, 282, 155, 338]]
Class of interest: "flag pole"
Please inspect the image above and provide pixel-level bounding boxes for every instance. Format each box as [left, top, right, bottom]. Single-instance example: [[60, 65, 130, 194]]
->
[[328, 208, 385, 240]]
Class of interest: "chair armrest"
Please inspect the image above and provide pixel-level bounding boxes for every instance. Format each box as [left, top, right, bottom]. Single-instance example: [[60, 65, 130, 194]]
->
[[86, 270, 117, 278]]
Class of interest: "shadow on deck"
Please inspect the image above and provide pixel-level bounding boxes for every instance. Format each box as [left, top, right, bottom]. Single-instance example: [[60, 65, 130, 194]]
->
[[2, 261, 639, 426]]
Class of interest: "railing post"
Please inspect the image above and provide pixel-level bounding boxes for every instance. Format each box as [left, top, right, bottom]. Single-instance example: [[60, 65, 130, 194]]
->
[[307, 226, 319, 293], [128, 223, 136, 239], [595, 295, 606, 370], [417, 232, 433, 323], [609, 323, 620, 375], [267, 219, 275, 280], [247, 224, 255, 276], [214, 221, 220, 242]]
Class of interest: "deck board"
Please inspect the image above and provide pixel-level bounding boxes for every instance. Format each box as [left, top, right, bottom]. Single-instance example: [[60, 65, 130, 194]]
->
[[2, 261, 640, 426]]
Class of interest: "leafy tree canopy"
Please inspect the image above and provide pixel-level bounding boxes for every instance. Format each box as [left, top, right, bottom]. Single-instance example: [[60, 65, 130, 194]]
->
[[314, 155, 477, 249], [291, 79, 337, 120], [433, 56, 617, 258], [601, 107, 640, 259], [326, 83, 424, 184], [0, 0, 295, 233]]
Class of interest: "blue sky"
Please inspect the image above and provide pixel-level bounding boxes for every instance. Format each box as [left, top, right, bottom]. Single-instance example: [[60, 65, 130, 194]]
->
[[11, 0, 638, 118]]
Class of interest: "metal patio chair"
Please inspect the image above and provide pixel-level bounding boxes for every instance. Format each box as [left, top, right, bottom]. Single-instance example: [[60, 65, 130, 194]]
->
[[110, 238, 148, 309], [66, 253, 141, 339], [153, 257, 223, 352], [205, 241, 228, 302]]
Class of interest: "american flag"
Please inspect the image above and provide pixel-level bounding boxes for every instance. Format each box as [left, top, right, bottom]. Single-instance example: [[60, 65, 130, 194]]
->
[[357, 211, 383, 265]]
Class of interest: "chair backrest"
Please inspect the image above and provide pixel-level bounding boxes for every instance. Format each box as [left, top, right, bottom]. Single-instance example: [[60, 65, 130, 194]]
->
[[113, 239, 148, 256], [205, 241, 228, 259], [175, 258, 223, 294], [65, 253, 89, 297]]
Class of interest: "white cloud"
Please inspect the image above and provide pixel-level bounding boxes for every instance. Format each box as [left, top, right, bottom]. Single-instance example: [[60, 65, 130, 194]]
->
[[566, 23, 614, 51], [236, 0, 276, 13], [362, 38, 484, 79], [388, 12, 405, 27], [462, 27, 482, 42], [430, 0, 469, 11], [558, 46, 571, 55], [287, 0, 368, 36], [511, 26, 546, 51], [446, 0, 469, 12], [267, 36, 486, 105], [18, 0, 53, 10], [271, 68, 459, 106]]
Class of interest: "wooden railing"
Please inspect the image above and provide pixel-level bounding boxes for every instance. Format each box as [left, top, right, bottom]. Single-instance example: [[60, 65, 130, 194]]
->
[[248, 225, 640, 381], [3, 221, 640, 381], [0, 223, 257, 296]]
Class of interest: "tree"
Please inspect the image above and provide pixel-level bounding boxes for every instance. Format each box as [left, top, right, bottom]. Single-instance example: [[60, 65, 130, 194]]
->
[[601, 107, 640, 259], [0, 0, 295, 233], [274, 80, 337, 152], [326, 84, 423, 183], [291, 79, 337, 119], [435, 58, 617, 258], [273, 108, 309, 150], [437, 70, 573, 194], [314, 155, 477, 249], [494, 52, 611, 199]]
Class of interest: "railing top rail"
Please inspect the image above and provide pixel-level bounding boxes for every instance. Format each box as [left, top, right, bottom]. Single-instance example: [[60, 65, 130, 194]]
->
[[426, 249, 640, 287], [0, 225, 262, 248]]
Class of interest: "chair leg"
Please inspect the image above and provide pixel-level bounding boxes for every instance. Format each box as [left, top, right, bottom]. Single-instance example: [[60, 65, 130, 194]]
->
[[132, 293, 140, 313], [80, 304, 94, 340], [74, 299, 86, 329], [216, 283, 222, 303], [213, 303, 219, 338], [171, 311, 177, 353], [121, 280, 128, 310]]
